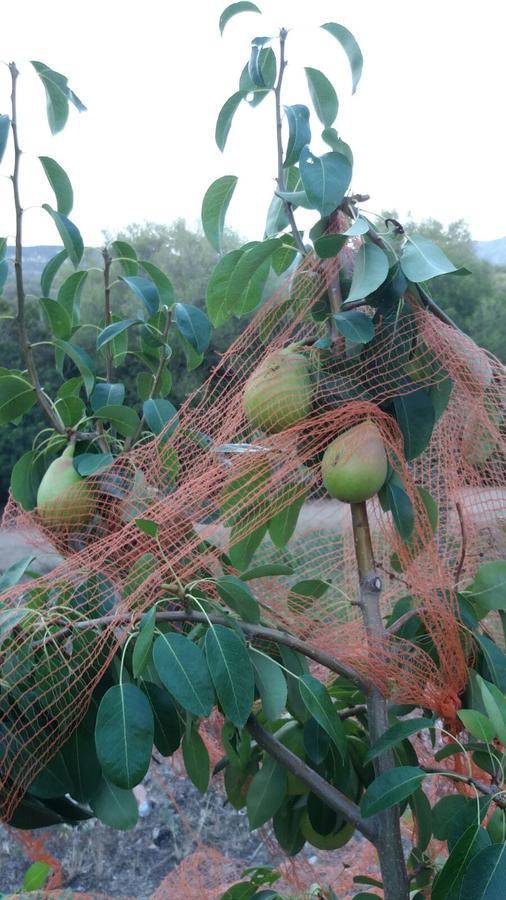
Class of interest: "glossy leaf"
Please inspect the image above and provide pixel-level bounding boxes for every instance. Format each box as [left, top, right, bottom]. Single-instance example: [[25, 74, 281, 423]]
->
[[110, 240, 139, 276], [247, 756, 287, 829], [250, 650, 287, 720], [216, 91, 245, 152], [0, 375, 36, 424], [240, 563, 294, 580], [206, 248, 245, 326], [205, 625, 254, 727], [314, 233, 348, 259], [227, 239, 280, 315], [40, 297, 72, 339], [219, 1, 261, 33], [321, 23, 363, 93], [387, 480, 414, 541], [153, 633, 214, 717], [345, 242, 389, 303], [90, 777, 138, 830], [143, 398, 179, 437], [42, 204, 83, 266], [41, 249, 67, 297], [95, 684, 154, 789], [475, 675, 506, 746], [303, 717, 331, 765], [239, 48, 276, 103], [299, 146, 352, 216], [31, 60, 86, 133], [96, 318, 141, 351], [216, 575, 260, 623], [39, 156, 73, 215], [10, 449, 45, 510], [460, 843, 506, 899], [121, 275, 160, 316], [0, 555, 35, 592], [248, 36, 272, 86], [57, 270, 88, 326], [73, 452, 113, 477], [0, 114, 10, 163], [182, 725, 210, 793], [432, 824, 490, 900], [305, 67, 338, 126], [299, 675, 346, 757], [132, 607, 157, 679], [457, 709, 496, 743], [22, 861, 51, 891], [393, 388, 435, 461], [141, 681, 182, 757], [365, 717, 434, 762], [94, 404, 140, 437], [361, 766, 426, 817], [476, 633, 506, 692], [90, 382, 125, 412], [283, 104, 311, 168], [174, 302, 211, 354], [28, 751, 73, 800], [202, 175, 238, 253], [264, 166, 301, 237], [139, 260, 175, 306], [401, 234, 458, 282], [467, 561, 506, 612], [62, 724, 102, 802], [268, 486, 307, 548], [333, 310, 374, 343]]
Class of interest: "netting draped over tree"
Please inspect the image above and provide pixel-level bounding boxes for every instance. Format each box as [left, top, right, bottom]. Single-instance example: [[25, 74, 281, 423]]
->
[[1, 244, 505, 823]]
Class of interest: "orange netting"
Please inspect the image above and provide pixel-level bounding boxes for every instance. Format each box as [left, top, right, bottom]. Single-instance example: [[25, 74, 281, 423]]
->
[[1, 234, 505, 893]]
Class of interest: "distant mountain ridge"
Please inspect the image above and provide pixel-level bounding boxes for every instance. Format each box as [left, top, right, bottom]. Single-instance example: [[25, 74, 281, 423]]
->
[[473, 237, 506, 266]]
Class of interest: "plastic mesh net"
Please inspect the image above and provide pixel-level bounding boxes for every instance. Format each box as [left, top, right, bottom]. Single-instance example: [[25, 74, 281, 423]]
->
[[1, 242, 505, 889]]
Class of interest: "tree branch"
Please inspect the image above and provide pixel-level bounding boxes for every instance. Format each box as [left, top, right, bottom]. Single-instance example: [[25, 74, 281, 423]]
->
[[274, 29, 306, 257], [124, 307, 172, 450], [9, 62, 65, 435], [102, 246, 114, 384], [246, 713, 378, 842], [38, 609, 371, 691], [421, 766, 506, 810]]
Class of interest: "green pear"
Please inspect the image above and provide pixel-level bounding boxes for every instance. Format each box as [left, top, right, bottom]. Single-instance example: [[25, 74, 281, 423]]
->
[[321, 421, 388, 503], [243, 347, 312, 433], [37, 444, 94, 528]]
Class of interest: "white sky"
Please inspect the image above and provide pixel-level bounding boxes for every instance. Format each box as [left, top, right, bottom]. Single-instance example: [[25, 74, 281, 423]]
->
[[1, 0, 505, 248]]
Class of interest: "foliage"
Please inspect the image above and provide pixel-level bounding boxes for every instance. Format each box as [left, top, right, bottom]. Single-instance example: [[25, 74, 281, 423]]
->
[[1, 7, 506, 900]]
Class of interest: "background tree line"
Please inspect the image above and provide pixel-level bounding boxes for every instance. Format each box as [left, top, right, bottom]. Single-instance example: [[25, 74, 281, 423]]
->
[[0, 215, 504, 506]]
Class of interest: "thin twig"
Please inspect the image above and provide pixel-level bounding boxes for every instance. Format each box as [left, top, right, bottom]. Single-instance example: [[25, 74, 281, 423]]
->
[[124, 307, 172, 450], [454, 500, 467, 586], [246, 714, 378, 842], [102, 247, 114, 384], [274, 29, 306, 257], [421, 765, 506, 810]]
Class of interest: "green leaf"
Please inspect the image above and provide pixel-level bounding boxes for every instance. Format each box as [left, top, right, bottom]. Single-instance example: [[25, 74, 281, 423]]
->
[[62, 724, 101, 802], [206, 248, 245, 326], [153, 633, 214, 717], [28, 750, 74, 800], [0, 555, 35, 592], [95, 684, 154, 789], [304, 67, 338, 126], [202, 175, 238, 253], [387, 480, 414, 541], [333, 311, 374, 343], [219, 1, 261, 33], [288, 579, 330, 613], [41, 249, 68, 296], [321, 129, 353, 162], [250, 651, 287, 720], [248, 35, 272, 86], [401, 234, 458, 282], [361, 766, 426, 817], [468, 561, 506, 612], [110, 240, 139, 276], [393, 389, 435, 461], [123, 553, 156, 601], [72, 453, 112, 477], [321, 23, 363, 93], [460, 843, 506, 899], [283, 104, 311, 168], [31, 61, 86, 133], [135, 517, 159, 538], [121, 275, 160, 316], [57, 270, 88, 326], [365, 717, 434, 762], [139, 261, 175, 307], [90, 382, 125, 412], [0, 607, 31, 650], [476, 634, 506, 691], [279, 646, 309, 722], [229, 522, 267, 571], [141, 681, 182, 756], [143, 398, 179, 437], [228, 239, 280, 316], [240, 563, 294, 580], [475, 675, 506, 745], [94, 404, 140, 437], [40, 297, 72, 339], [42, 204, 83, 266], [265, 166, 301, 237], [10, 449, 45, 510], [271, 238, 298, 275], [39, 156, 73, 215], [0, 374, 36, 424], [247, 756, 287, 829], [0, 114, 10, 164], [303, 717, 331, 765], [89, 776, 138, 830], [268, 488, 307, 549], [182, 725, 210, 793], [132, 607, 157, 679], [216, 575, 260, 623], [314, 233, 348, 259], [432, 824, 491, 900], [22, 861, 51, 891], [344, 216, 370, 236], [458, 709, 496, 743], [205, 625, 254, 727], [345, 242, 389, 303], [299, 675, 346, 757], [299, 146, 352, 216], [96, 318, 141, 351], [409, 787, 432, 852], [174, 302, 211, 353], [216, 90, 246, 152]]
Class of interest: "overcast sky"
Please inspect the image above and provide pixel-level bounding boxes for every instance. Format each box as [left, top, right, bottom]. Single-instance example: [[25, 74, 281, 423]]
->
[[1, 0, 505, 248]]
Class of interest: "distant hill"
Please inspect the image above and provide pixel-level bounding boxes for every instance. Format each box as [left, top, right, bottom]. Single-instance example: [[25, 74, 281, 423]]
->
[[473, 237, 506, 266]]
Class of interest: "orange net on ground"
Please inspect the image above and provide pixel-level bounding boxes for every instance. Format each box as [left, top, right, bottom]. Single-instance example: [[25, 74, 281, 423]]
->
[[1, 240, 505, 892]]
